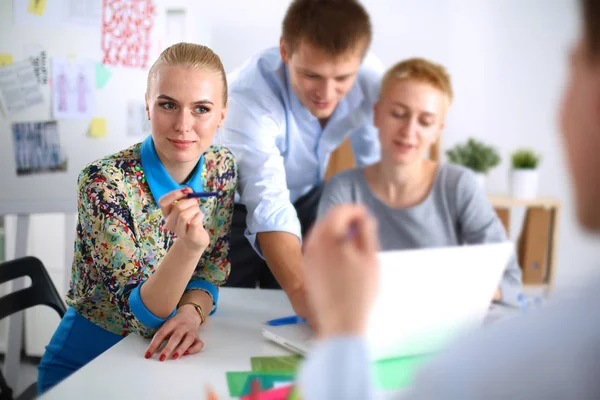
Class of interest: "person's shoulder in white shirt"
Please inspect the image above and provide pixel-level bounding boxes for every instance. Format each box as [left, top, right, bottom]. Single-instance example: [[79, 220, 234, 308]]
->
[[220, 45, 384, 250], [226, 46, 384, 124], [225, 47, 288, 141]]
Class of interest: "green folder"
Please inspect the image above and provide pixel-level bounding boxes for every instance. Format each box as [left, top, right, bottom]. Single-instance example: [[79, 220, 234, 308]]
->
[[226, 370, 295, 397], [250, 355, 303, 372], [373, 354, 434, 390], [245, 354, 434, 391]]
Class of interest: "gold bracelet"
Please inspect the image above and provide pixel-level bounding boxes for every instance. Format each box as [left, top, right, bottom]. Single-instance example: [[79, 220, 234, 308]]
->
[[180, 302, 205, 325]]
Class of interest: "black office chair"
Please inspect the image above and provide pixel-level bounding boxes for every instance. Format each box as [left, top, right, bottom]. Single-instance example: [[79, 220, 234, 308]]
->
[[0, 257, 67, 400]]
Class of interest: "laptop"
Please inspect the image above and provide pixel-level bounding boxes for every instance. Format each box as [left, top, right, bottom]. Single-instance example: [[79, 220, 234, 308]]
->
[[263, 242, 514, 361]]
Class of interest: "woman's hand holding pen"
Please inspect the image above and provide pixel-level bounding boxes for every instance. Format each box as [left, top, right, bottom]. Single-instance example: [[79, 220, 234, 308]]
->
[[159, 187, 210, 252], [302, 205, 380, 339]]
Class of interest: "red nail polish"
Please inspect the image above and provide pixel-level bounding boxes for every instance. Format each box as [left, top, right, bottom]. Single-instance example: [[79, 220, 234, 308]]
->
[[144, 352, 151, 359], [159, 354, 166, 362], [181, 188, 188, 194], [183, 351, 189, 356], [173, 353, 179, 360]]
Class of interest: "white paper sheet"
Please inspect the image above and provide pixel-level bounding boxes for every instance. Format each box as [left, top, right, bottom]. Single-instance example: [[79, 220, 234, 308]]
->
[[0, 60, 44, 115], [25, 44, 49, 85], [13, 0, 101, 28], [51, 57, 95, 120], [127, 100, 150, 137], [64, 0, 102, 27]]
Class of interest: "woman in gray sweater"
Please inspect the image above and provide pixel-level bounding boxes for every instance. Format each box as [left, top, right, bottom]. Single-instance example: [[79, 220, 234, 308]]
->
[[318, 58, 522, 303]]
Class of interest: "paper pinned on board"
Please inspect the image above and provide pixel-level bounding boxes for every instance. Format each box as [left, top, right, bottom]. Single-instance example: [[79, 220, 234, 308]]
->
[[51, 56, 95, 120], [65, 0, 102, 27], [0, 60, 44, 116], [95, 62, 112, 88], [127, 101, 150, 136], [102, 0, 156, 68], [0, 54, 13, 66], [25, 45, 49, 85], [12, 120, 68, 176], [28, 0, 48, 16], [89, 117, 107, 138], [15, 0, 101, 28]]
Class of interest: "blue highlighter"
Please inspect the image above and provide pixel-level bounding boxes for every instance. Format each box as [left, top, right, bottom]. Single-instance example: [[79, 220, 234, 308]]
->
[[266, 315, 307, 326]]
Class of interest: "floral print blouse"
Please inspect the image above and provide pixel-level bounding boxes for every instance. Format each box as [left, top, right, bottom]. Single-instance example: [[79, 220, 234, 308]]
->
[[66, 139, 237, 338]]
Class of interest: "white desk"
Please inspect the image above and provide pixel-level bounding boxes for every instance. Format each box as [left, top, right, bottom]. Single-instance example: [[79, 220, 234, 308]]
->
[[41, 288, 297, 400], [40, 288, 525, 400]]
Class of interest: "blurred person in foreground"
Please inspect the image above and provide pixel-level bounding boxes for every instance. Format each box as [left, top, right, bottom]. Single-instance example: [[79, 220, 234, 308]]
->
[[298, 0, 600, 398]]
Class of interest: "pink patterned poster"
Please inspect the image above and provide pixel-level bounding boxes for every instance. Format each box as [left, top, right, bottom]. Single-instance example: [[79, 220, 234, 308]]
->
[[51, 57, 95, 120], [101, 0, 156, 68]]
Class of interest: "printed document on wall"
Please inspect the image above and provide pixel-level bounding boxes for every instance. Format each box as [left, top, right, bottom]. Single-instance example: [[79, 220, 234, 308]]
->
[[51, 57, 95, 120], [127, 101, 150, 137], [14, 0, 101, 28], [0, 60, 44, 116], [12, 120, 68, 176], [25, 44, 49, 85]]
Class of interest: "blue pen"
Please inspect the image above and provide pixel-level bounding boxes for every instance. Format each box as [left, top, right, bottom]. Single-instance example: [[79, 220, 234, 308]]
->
[[186, 191, 219, 198], [266, 315, 307, 326], [498, 293, 527, 310], [517, 293, 528, 310]]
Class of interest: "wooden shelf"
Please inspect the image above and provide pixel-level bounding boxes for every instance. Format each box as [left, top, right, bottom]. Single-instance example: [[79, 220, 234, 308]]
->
[[523, 283, 552, 291], [488, 195, 561, 209], [489, 195, 561, 291]]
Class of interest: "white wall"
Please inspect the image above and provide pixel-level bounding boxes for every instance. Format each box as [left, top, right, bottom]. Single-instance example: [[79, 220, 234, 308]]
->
[[4, 0, 597, 321]]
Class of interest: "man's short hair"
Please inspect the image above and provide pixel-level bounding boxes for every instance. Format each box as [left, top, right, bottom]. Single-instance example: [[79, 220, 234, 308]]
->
[[282, 0, 372, 57], [582, 0, 600, 59]]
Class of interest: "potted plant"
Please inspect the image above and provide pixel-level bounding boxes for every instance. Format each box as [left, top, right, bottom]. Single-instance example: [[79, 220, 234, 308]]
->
[[446, 138, 501, 189], [510, 148, 541, 199]]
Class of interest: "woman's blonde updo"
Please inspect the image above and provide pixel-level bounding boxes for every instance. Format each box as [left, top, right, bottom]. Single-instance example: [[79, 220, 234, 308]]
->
[[147, 42, 228, 106]]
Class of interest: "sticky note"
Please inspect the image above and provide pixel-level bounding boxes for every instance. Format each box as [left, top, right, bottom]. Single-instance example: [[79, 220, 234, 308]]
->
[[0, 54, 13, 66], [95, 62, 112, 89], [89, 118, 107, 138], [28, 0, 47, 16]]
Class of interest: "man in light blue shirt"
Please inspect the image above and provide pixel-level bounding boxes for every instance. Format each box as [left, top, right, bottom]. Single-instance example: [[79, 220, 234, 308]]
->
[[221, 0, 383, 316], [297, 0, 600, 398]]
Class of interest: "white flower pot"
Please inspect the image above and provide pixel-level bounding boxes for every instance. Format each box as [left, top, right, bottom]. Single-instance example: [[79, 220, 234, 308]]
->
[[474, 172, 486, 191], [510, 169, 539, 199]]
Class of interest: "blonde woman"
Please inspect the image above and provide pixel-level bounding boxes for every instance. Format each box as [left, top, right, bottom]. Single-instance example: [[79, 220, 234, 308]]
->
[[37, 43, 237, 393], [318, 58, 522, 303]]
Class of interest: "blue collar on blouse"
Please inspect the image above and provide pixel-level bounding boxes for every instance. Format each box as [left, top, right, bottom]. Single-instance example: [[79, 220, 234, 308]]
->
[[140, 135, 205, 204]]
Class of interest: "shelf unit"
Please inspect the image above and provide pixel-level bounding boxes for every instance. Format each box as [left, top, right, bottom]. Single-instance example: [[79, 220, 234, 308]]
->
[[489, 195, 561, 291]]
